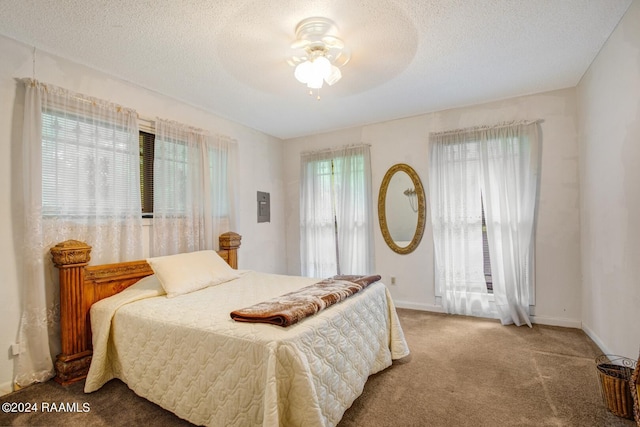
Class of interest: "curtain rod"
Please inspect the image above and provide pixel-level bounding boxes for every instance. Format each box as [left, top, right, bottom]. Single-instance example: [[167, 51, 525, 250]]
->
[[301, 143, 371, 157], [429, 119, 543, 138]]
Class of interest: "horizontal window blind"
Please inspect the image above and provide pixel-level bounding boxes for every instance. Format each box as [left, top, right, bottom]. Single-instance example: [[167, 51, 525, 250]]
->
[[42, 111, 140, 217]]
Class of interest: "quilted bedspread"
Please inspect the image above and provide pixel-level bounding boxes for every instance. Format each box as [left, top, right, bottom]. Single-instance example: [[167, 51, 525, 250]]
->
[[85, 271, 410, 427]]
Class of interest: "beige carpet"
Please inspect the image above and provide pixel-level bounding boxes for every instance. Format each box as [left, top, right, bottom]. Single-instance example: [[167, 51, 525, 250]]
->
[[0, 309, 635, 427], [339, 309, 635, 427]]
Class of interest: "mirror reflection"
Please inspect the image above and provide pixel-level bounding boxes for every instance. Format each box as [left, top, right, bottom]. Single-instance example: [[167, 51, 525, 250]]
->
[[378, 163, 426, 255], [385, 171, 418, 247]]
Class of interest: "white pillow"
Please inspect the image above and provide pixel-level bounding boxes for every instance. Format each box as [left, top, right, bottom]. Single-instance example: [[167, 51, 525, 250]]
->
[[147, 250, 240, 298]]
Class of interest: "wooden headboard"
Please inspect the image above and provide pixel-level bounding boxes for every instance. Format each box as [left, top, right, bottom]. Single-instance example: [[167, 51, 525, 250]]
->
[[49, 231, 242, 386]]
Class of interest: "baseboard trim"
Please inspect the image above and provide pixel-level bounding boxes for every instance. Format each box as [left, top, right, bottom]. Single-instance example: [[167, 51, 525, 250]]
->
[[393, 302, 582, 329], [0, 381, 13, 397], [581, 323, 612, 355], [394, 300, 445, 313], [529, 315, 582, 329]]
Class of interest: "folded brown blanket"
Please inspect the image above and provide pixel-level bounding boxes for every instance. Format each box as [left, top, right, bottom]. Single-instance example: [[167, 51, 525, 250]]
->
[[230, 274, 382, 327]]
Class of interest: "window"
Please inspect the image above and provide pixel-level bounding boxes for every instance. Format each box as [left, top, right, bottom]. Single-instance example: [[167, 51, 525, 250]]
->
[[139, 131, 229, 217], [47, 122, 228, 218], [151, 133, 230, 218], [41, 110, 140, 217], [300, 145, 374, 277], [430, 121, 540, 325]]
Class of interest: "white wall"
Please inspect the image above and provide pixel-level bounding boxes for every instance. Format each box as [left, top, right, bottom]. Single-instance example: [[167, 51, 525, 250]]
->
[[577, 0, 640, 358], [0, 34, 286, 393], [284, 89, 583, 326]]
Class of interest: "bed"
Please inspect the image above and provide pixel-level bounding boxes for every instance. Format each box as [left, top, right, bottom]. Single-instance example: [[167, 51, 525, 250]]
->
[[50, 232, 410, 427]]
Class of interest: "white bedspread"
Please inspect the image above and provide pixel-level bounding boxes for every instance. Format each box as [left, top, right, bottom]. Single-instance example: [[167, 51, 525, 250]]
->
[[86, 271, 409, 427]]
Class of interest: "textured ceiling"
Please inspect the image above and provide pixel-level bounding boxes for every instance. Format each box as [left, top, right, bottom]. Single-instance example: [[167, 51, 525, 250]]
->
[[0, 0, 632, 139]]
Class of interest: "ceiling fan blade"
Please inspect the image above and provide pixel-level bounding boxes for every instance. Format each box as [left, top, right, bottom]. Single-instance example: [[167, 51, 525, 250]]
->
[[290, 39, 310, 49], [322, 36, 344, 49], [288, 55, 308, 65]]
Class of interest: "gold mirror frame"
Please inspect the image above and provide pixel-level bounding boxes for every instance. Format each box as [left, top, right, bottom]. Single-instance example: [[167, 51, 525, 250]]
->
[[378, 163, 426, 254]]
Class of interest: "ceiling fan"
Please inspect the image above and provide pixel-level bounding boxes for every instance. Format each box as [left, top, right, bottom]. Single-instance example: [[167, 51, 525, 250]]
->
[[287, 17, 351, 97]]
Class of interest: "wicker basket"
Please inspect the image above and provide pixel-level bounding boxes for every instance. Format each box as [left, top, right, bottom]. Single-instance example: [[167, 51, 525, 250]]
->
[[596, 355, 637, 420], [631, 351, 640, 426]]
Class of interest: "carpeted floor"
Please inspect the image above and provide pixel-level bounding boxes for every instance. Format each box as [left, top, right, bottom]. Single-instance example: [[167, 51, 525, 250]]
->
[[0, 309, 635, 426]]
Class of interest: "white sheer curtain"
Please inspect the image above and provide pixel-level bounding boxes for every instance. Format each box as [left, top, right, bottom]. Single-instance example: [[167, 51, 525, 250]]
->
[[429, 121, 540, 326], [17, 79, 142, 387], [151, 119, 237, 256], [479, 123, 540, 326], [300, 145, 374, 277], [300, 150, 336, 277], [334, 145, 375, 275]]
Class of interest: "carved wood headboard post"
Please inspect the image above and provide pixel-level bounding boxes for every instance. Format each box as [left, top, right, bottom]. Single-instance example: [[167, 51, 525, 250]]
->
[[50, 240, 93, 385], [219, 232, 241, 268]]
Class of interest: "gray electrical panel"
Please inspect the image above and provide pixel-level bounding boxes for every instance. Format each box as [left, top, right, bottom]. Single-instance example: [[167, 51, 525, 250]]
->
[[257, 191, 270, 223]]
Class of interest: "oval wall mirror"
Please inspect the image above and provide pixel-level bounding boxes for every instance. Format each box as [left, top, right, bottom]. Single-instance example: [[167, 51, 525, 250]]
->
[[378, 163, 426, 254]]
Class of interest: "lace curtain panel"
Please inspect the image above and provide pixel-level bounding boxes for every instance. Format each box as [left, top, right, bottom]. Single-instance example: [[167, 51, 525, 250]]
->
[[429, 122, 540, 326], [151, 119, 237, 256], [300, 145, 374, 277], [17, 79, 143, 387]]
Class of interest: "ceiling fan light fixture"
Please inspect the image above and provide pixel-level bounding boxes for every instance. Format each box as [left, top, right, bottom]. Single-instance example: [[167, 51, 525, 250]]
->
[[312, 55, 331, 78], [325, 65, 342, 86], [294, 56, 332, 88], [307, 75, 324, 89], [294, 61, 312, 84], [289, 17, 350, 98]]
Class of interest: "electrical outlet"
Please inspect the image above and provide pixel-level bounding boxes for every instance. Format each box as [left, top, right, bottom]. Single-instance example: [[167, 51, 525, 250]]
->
[[390, 276, 396, 285], [11, 343, 21, 356]]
